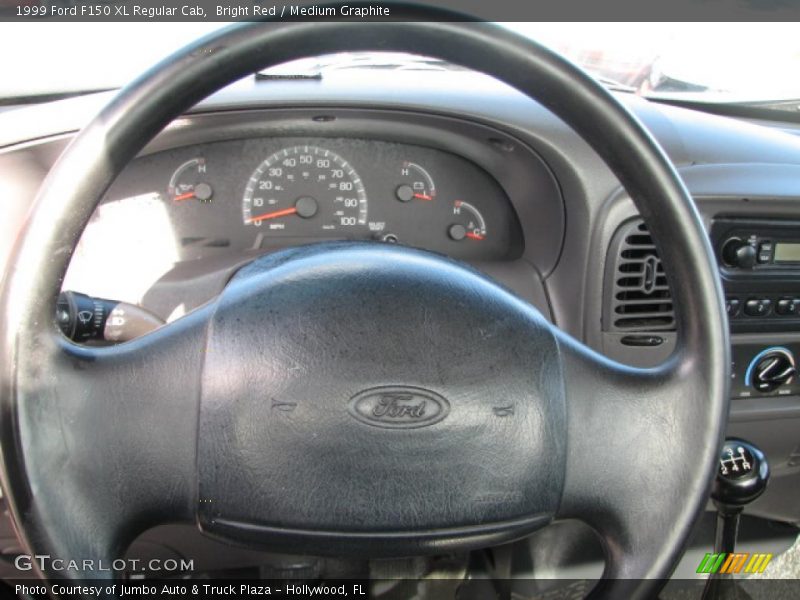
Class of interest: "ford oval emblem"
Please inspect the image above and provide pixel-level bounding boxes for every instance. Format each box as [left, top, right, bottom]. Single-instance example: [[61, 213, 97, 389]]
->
[[348, 386, 450, 429]]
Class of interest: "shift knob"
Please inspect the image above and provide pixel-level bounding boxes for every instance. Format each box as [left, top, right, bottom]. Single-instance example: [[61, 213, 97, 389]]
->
[[711, 438, 769, 509]]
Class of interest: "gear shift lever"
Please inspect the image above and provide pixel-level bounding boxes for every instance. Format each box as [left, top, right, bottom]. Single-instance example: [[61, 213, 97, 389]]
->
[[711, 438, 770, 553], [702, 438, 770, 600]]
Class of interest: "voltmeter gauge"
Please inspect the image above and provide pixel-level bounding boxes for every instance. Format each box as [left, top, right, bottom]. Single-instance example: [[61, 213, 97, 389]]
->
[[395, 161, 436, 203]]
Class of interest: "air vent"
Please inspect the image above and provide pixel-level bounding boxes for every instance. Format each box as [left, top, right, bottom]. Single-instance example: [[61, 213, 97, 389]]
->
[[604, 219, 675, 332]]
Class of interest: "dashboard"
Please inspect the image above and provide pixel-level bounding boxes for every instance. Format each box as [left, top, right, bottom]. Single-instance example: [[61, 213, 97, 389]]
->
[[2, 69, 800, 533]]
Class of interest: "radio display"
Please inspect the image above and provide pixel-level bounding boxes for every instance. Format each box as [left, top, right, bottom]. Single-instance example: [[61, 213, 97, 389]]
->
[[774, 242, 800, 262]]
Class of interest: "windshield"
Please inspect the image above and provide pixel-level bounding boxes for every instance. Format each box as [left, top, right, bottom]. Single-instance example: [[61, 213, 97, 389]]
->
[[1, 22, 799, 110]]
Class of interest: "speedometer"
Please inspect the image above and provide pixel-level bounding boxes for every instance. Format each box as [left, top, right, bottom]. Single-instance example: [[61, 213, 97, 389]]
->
[[242, 146, 367, 233]]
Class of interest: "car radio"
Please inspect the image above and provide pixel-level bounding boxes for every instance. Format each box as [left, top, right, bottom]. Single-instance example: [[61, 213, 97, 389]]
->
[[712, 218, 800, 334]]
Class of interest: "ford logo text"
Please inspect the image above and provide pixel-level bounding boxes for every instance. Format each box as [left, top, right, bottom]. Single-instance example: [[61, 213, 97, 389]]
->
[[348, 386, 450, 429]]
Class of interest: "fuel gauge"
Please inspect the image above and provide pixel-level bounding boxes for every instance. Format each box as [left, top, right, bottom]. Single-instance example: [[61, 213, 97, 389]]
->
[[395, 161, 436, 203], [449, 200, 486, 242], [168, 158, 213, 203]]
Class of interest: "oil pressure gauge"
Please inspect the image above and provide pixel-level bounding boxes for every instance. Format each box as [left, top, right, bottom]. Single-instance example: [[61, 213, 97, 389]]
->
[[168, 157, 213, 203]]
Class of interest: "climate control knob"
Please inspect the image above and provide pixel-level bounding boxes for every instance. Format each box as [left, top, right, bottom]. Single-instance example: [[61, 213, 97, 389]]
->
[[746, 347, 796, 393], [722, 237, 757, 269]]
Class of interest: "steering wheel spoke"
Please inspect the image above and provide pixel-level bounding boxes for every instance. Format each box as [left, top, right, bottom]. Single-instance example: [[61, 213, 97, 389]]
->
[[6, 306, 210, 578], [556, 333, 717, 595]]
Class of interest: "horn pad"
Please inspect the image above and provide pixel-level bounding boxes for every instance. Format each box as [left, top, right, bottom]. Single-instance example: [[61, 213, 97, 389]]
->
[[197, 243, 566, 555]]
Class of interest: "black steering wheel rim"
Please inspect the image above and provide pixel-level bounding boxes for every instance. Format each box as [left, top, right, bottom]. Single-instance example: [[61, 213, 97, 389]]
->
[[0, 16, 729, 599]]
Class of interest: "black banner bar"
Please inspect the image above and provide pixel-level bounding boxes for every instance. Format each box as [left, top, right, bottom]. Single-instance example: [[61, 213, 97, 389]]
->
[[7, 578, 800, 600], [2, 0, 800, 23]]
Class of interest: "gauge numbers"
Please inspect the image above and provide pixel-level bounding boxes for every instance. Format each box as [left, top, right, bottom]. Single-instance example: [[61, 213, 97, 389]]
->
[[242, 146, 367, 233]]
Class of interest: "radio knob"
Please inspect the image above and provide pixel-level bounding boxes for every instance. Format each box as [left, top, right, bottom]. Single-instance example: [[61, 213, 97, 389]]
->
[[747, 347, 796, 393], [722, 237, 757, 269]]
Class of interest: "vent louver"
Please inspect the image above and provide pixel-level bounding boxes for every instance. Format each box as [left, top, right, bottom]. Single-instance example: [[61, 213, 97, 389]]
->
[[605, 219, 675, 332]]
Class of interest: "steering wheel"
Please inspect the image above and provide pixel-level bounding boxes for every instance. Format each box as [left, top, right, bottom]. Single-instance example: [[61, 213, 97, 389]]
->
[[0, 16, 729, 599]]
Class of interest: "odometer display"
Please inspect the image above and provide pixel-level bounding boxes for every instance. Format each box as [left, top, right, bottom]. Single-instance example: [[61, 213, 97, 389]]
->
[[242, 146, 367, 233]]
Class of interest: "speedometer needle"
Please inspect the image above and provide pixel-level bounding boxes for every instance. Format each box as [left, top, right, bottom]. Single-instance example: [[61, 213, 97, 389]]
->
[[248, 207, 298, 224]]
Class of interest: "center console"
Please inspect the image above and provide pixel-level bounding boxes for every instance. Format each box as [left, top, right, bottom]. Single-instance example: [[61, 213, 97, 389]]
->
[[600, 211, 800, 524], [713, 218, 800, 400]]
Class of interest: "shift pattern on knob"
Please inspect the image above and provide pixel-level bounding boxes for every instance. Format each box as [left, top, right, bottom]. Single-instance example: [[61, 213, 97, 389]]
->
[[711, 438, 769, 508], [719, 445, 753, 480]]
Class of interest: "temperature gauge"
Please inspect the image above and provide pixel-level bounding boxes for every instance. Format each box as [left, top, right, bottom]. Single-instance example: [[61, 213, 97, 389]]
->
[[395, 162, 436, 203], [168, 158, 213, 203], [449, 200, 486, 242]]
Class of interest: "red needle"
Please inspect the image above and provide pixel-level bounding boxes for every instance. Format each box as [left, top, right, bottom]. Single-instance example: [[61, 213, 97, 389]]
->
[[247, 206, 298, 224], [465, 232, 485, 241], [413, 193, 433, 201], [173, 191, 196, 202]]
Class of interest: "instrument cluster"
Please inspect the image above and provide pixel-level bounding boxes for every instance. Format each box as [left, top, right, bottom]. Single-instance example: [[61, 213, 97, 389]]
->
[[97, 137, 524, 262]]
